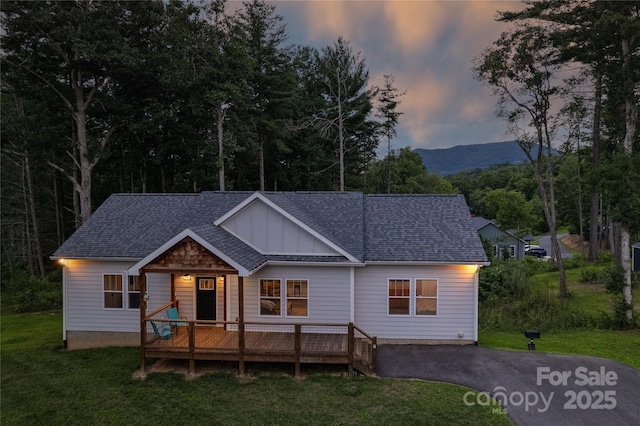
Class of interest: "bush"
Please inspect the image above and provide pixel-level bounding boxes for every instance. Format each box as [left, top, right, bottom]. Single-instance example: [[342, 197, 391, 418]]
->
[[580, 267, 605, 283], [479, 260, 529, 302], [522, 256, 552, 276], [562, 255, 588, 269], [1, 269, 62, 313], [604, 265, 625, 294]]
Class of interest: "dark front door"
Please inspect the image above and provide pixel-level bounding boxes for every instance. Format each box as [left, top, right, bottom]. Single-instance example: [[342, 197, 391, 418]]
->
[[196, 277, 217, 320]]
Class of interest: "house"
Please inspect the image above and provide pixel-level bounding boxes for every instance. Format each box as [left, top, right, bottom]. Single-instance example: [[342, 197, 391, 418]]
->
[[52, 191, 488, 375], [472, 216, 526, 260]]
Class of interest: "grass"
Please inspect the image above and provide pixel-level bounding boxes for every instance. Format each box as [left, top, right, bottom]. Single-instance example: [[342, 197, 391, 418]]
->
[[479, 329, 640, 369], [1, 310, 511, 426]]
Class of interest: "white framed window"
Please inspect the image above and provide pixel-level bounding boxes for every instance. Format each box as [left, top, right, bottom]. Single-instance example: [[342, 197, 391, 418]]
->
[[388, 279, 410, 315], [103, 274, 123, 309], [128, 276, 141, 309], [510, 245, 516, 257], [415, 279, 438, 316], [199, 278, 215, 290], [259, 279, 281, 316], [286, 279, 308, 317]]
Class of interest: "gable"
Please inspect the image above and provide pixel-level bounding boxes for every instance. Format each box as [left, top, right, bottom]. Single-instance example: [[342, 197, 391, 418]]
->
[[219, 198, 340, 256], [143, 236, 236, 273]]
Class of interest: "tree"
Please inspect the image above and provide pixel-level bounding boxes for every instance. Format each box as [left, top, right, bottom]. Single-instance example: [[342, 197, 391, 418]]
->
[[237, 0, 294, 191], [366, 148, 457, 194], [313, 37, 377, 191], [483, 188, 534, 231], [376, 74, 405, 193], [474, 26, 569, 297], [1, 1, 159, 225]]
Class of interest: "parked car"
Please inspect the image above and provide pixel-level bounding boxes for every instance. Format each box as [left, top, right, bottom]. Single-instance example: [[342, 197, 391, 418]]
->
[[525, 246, 547, 258]]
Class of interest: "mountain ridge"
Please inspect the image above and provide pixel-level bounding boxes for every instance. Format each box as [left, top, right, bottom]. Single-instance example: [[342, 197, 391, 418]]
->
[[414, 141, 540, 176]]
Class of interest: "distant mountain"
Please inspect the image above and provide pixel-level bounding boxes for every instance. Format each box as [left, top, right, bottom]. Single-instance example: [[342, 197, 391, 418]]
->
[[414, 141, 543, 176]]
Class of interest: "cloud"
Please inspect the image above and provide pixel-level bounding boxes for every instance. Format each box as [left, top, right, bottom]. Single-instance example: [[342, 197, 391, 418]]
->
[[295, 1, 377, 44], [382, 1, 449, 54], [276, 0, 523, 150]]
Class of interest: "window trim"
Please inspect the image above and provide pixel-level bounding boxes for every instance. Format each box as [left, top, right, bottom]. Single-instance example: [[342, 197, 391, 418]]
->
[[258, 278, 282, 317], [285, 278, 309, 318], [415, 278, 438, 317], [103, 273, 124, 310], [387, 278, 411, 316], [127, 275, 141, 310]]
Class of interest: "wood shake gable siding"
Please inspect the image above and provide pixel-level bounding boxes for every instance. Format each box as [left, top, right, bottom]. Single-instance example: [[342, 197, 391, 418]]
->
[[354, 265, 477, 341], [65, 260, 171, 333]]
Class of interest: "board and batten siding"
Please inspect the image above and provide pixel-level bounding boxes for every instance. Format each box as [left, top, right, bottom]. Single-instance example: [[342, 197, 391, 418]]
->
[[64, 259, 172, 333], [220, 200, 338, 255], [354, 265, 478, 341], [227, 266, 351, 324]]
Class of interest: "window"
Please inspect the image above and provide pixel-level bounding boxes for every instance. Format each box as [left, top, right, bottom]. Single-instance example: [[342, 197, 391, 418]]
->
[[286, 280, 308, 316], [104, 274, 123, 309], [199, 278, 215, 290], [127, 276, 141, 309], [388, 279, 410, 315], [510, 245, 516, 257], [259, 279, 281, 316], [415, 279, 437, 316]]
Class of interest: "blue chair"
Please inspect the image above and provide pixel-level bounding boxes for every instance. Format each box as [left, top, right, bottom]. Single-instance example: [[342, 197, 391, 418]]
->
[[166, 307, 187, 334], [151, 321, 172, 342]]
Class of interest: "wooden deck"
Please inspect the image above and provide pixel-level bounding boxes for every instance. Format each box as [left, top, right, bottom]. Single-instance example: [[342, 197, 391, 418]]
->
[[142, 321, 376, 376]]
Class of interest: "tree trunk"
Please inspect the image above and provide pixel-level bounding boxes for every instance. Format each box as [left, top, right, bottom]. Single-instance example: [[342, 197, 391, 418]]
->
[[620, 37, 636, 322], [529, 124, 567, 297], [217, 105, 225, 191], [588, 71, 602, 262], [24, 155, 46, 279], [258, 133, 265, 192]]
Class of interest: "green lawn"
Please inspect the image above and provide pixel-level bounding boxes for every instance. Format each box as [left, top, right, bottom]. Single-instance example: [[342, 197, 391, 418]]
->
[[1, 311, 511, 426], [479, 329, 640, 369]]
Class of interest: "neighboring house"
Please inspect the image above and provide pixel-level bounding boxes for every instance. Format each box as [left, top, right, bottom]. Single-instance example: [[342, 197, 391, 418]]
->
[[472, 216, 526, 260], [633, 242, 640, 272], [52, 191, 488, 374]]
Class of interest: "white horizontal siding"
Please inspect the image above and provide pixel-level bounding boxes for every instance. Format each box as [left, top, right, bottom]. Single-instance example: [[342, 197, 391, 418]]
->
[[64, 260, 172, 333], [228, 266, 351, 324], [354, 265, 477, 340]]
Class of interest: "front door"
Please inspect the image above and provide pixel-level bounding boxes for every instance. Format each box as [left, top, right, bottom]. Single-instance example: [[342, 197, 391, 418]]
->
[[196, 277, 216, 320]]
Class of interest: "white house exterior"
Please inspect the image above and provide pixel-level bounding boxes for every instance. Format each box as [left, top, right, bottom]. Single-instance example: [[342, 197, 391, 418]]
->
[[52, 191, 488, 350]]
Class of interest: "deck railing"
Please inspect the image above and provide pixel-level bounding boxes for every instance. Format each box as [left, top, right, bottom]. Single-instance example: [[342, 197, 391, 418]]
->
[[142, 314, 376, 376]]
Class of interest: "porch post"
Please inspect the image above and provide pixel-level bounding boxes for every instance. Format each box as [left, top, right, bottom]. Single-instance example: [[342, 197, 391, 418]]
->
[[139, 271, 147, 372], [238, 276, 245, 376], [170, 273, 177, 309], [348, 322, 354, 376]]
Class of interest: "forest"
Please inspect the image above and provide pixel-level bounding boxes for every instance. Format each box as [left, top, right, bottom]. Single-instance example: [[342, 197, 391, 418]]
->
[[1, 1, 639, 321]]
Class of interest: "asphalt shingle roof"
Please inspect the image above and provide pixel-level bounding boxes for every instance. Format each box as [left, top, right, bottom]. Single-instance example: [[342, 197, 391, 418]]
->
[[53, 191, 487, 267], [364, 194, 487, 262]]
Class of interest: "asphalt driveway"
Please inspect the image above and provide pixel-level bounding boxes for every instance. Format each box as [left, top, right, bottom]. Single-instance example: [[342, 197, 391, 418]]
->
[[537, 234, 573, 259], [377, 345, 640, 426]]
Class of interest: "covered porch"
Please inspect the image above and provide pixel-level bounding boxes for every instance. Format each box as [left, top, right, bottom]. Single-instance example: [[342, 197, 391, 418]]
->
[[134, 234, 376, 377]]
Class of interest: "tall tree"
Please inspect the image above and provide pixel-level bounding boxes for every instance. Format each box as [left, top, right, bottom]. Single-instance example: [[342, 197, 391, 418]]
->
[[1, 1, 156, 224], [313, 37, 377, 191], [376, 74, 405, 194], [237, 0, 293, 191], [474, 26, 568, 297]]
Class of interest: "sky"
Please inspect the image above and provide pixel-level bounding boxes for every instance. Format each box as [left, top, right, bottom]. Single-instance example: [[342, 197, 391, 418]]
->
[[267, 0, 525, 151]]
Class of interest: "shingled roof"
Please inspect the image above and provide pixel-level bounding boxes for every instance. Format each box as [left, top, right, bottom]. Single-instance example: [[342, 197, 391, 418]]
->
[[52, 191, 487, 270]]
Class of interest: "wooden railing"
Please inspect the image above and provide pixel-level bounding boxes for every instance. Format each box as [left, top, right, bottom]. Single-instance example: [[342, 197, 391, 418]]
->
[[141, 315, 377, 376]]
